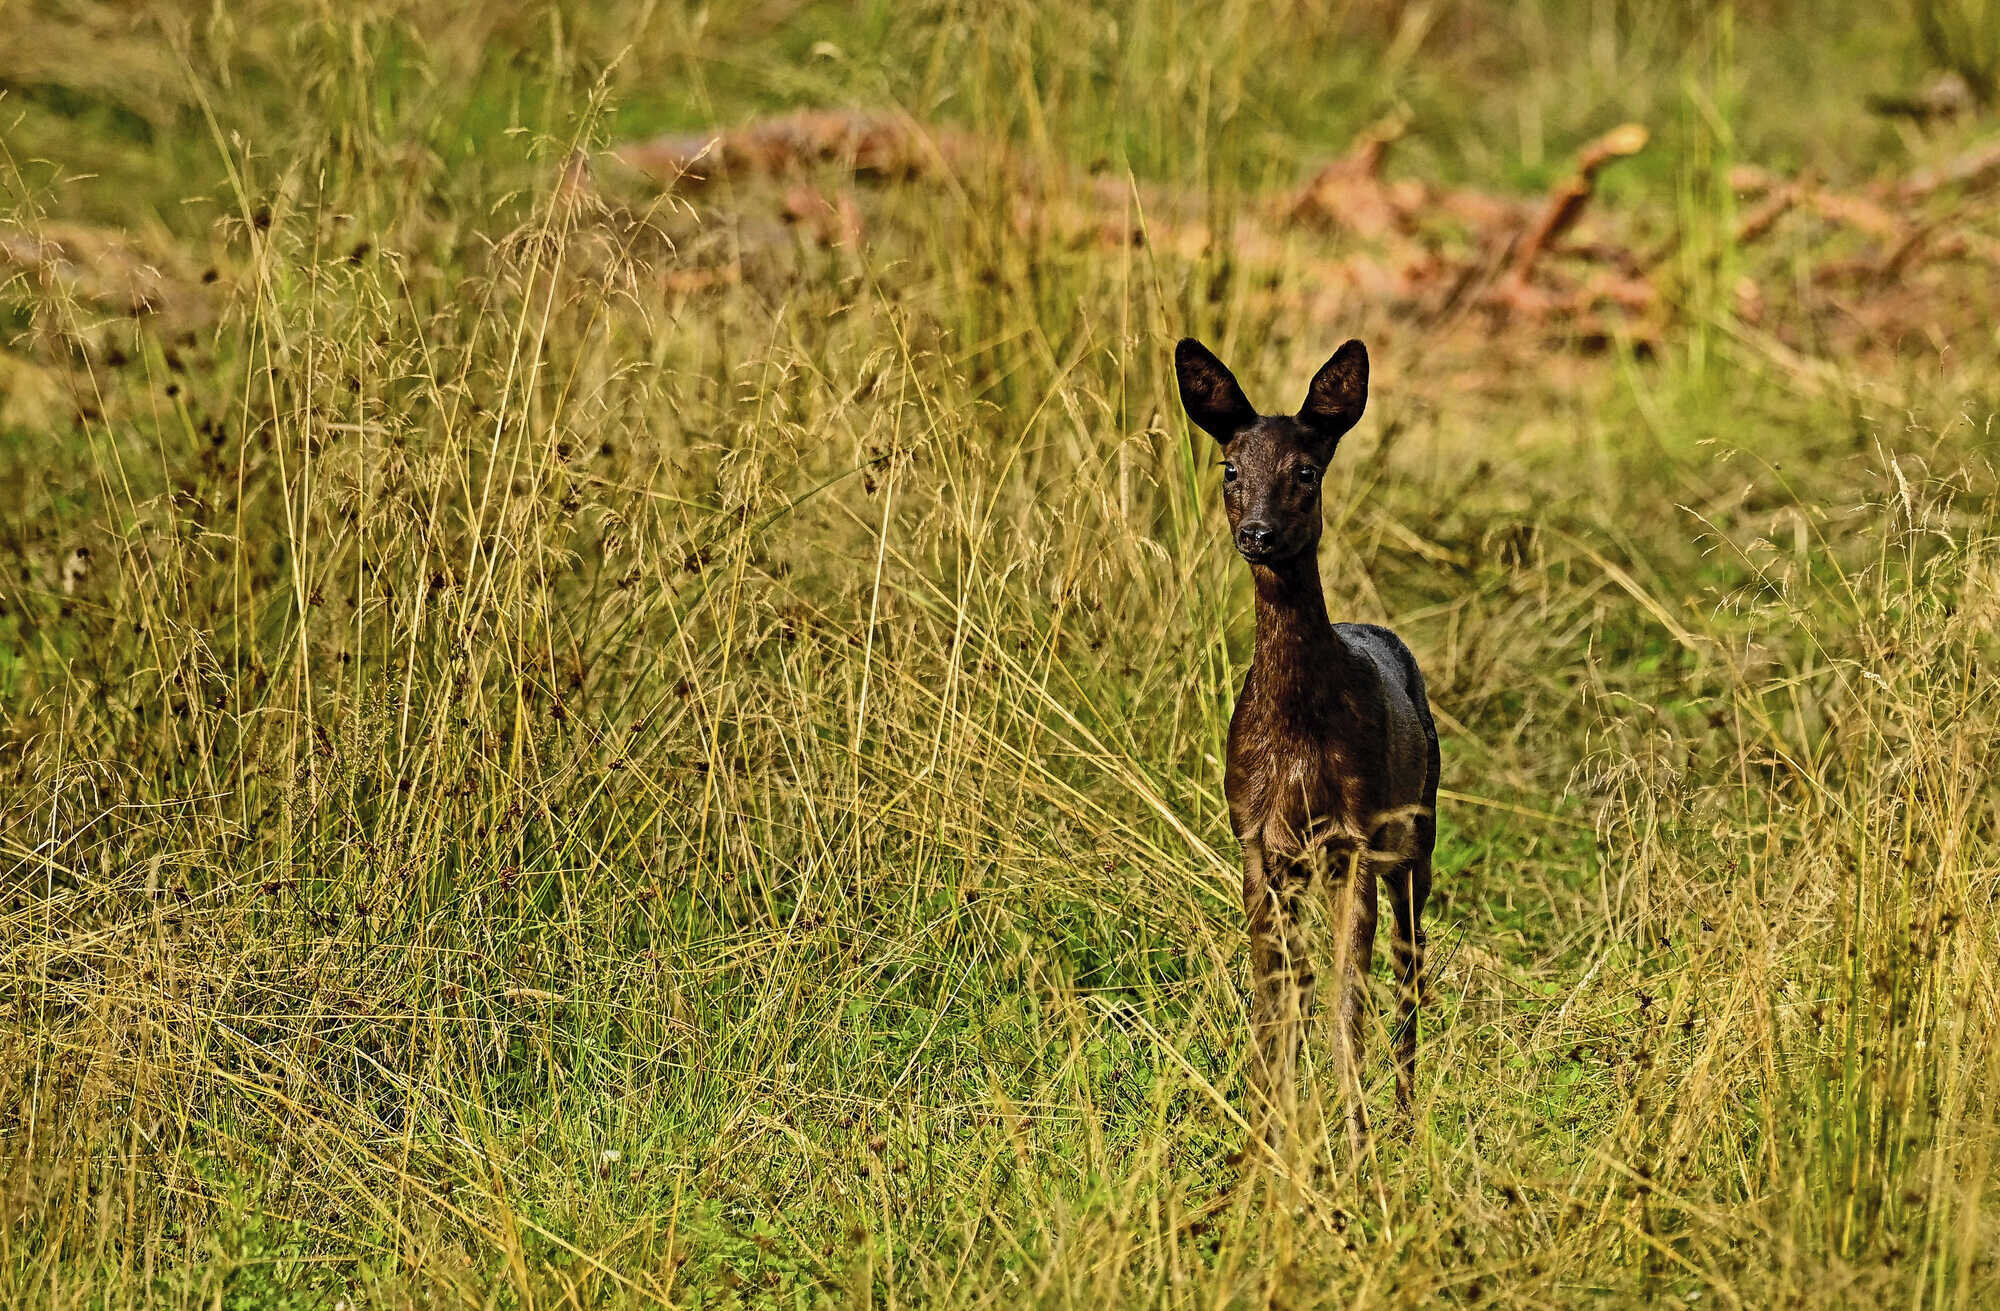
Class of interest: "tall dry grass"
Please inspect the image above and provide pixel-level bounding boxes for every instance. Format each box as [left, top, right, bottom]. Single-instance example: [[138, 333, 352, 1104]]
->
[[1, 1, 1996, 1306]]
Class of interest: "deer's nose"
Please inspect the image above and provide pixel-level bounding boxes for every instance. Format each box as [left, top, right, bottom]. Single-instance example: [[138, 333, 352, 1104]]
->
[[1236, 522, 1275, 554]]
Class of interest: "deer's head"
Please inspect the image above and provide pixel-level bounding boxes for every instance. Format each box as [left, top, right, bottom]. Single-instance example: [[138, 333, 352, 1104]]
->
[[1174, 337, 1369, 566]]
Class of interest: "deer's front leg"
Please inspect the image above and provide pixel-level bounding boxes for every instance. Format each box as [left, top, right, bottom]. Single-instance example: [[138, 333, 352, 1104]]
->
[[1242, 839, 1312, 1153]]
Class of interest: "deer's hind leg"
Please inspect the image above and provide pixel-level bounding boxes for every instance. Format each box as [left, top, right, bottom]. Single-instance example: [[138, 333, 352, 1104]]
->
[[1324, 847, 1379, 1158], [1242, 841, 1313, 1154], [1387, 818, 1435, 1119]]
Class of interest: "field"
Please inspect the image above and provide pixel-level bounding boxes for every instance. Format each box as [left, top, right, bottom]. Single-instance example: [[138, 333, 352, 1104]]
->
[[3, 1, 1999, 1306]]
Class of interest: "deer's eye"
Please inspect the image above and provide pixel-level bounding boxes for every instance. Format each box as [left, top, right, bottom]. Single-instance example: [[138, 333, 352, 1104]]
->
[[1221, 462, 1239, 484], [1296, 463, 1320, 485]]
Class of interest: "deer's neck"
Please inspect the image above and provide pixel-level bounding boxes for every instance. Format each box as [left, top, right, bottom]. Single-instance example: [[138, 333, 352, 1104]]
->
[[1248, 552, 1354, 703]]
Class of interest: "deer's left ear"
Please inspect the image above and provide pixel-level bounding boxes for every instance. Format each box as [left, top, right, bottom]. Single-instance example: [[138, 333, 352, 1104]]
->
[[1298, 339, 1368, 448]]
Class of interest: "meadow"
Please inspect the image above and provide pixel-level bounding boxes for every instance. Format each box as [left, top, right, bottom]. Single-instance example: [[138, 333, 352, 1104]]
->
[[2, 1, 1997, 1306]]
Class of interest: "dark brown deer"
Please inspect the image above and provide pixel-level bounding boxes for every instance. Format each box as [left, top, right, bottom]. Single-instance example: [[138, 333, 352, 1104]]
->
[[1175, 336, 1440, 1155]]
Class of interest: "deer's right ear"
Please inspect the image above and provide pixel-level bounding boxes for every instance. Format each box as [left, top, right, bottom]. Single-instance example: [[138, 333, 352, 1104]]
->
[[1174, 338, 1256, 442]]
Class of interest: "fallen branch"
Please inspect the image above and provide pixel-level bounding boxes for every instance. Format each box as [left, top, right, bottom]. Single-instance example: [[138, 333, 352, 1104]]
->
[[614, 110, 984, 190], [1507, 123, 1649, 284]]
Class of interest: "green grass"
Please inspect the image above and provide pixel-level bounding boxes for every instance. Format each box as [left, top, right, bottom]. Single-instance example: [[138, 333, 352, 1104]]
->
[[3, 1, 1998, 1306]]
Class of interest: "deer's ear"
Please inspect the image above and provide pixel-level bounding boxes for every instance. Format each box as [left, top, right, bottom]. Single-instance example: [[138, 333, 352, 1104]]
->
[[1298, 339, 1368, 446], [1175, 338, 1256, 442]]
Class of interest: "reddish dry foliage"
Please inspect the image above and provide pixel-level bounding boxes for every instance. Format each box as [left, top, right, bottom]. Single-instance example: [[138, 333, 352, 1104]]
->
[[615, 109, 2000, 377]]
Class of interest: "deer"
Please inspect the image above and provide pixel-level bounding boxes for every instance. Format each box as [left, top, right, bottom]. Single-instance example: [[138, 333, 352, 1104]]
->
[[1174, 336, 1440, 1158]]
